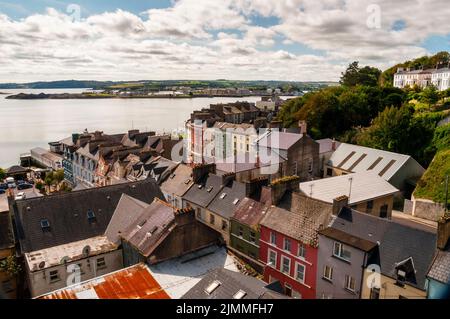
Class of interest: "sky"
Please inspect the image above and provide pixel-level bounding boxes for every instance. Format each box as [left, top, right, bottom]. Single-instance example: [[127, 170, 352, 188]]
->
[[0, 0, 449, 82]]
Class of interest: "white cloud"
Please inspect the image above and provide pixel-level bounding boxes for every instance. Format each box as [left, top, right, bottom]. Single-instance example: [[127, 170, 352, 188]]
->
[[0, 0, 448, 82]]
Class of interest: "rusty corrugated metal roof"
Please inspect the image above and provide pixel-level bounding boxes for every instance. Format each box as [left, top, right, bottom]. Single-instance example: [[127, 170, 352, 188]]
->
[[39, 263, 170, 299]]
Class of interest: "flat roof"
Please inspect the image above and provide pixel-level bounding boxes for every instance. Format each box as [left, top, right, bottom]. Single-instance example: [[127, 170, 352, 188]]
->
[[38, 263, 170, 299], [25, 235, 117, 271], [147, 245, 239, 299], [299, 171, 399, 205]]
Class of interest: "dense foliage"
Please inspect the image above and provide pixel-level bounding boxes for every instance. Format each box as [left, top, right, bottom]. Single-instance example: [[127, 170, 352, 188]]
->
[[0, 167, 5, 180]]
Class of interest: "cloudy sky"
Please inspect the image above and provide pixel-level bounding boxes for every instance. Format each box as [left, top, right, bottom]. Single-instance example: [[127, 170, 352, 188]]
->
[[0, 0, 449, 83]]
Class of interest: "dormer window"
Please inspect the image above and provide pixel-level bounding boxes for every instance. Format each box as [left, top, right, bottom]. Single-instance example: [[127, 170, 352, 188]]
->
[[87, 210, 96, 223], [396, 269, 406, 287], [40, 219, 50, 232]]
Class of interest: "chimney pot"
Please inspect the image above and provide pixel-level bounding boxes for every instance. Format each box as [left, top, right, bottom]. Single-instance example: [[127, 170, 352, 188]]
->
[[332, 195, 349, 216]]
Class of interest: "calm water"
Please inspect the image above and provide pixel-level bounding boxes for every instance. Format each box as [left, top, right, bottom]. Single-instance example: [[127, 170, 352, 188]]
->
[[0, 89, 263, 167]]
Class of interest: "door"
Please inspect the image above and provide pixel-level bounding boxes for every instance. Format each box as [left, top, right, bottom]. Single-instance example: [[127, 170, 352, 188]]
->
[[380, 204, 388, 218]]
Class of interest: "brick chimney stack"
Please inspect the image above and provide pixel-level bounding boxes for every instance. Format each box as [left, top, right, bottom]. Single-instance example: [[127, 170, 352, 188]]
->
[[269, 176, 301, 205], [332, 195, 349, 216], [298, 120, 307, 135], [192, 163, 216, 183]]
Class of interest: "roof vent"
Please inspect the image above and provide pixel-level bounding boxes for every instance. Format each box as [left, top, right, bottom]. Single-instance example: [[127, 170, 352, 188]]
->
[[82, 245, 91, 257], [38, 261, 45, 269]]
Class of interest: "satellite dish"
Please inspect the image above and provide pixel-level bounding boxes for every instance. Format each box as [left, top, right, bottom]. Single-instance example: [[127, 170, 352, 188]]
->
[[60, 256, 70, 264], [38, 261, 45, 269], [82, 245, 91, 257]]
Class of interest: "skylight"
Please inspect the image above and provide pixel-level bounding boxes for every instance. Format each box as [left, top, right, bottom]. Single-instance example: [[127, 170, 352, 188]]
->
[[220, 193, 227, 199], [233, 290, 247, 299], [233, 198, 239, 205], [205, 280, 221, 294], [40, 219, 50, 231], [207, 186, 214, 192]]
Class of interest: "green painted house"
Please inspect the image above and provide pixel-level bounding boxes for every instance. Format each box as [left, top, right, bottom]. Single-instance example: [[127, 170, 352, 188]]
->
[[230, 197, 269, 262]]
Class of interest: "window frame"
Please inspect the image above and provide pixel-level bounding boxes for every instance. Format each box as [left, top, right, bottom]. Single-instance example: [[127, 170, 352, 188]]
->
[[281, 256, 291, 275], [323, 265, 333, 281], [295, 262, 306, 284]]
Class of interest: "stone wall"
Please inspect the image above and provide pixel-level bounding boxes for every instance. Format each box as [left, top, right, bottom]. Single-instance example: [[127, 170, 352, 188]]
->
[[411, 197, 446, 222]]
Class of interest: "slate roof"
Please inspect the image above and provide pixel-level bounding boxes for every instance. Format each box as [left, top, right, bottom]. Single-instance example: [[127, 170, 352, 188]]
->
[[120, 198, 176, 257], [104, 194, 150, 244], [181, 268, 287, 299], [183, 174, 225, 208], [207, 180, 247, 219], [323, 208, 437, 290], [427, 249, 450, 284], [0, 211, 15, 250], [256, 131, 303, 150], [232, 198, 269, 228], [327, 143, 424, 181], [260, 196, 333, 245], [299, 171, 399, 205], [13, 179, 164, 253], [160, 164, 194, 197]]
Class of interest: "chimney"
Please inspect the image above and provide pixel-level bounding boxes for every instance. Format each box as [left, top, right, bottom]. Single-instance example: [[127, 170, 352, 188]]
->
[[437, 214, 450, 250], [221, 172, 236, 186], [128, 129, 140, 138], [192, 163, 216, 183], [71, 133, 80, 144], [298, 120, 307, 135], [332, 195, 349, 216], [269, 176, 301, 205], [245, 177, 269, 197], [331, 138, 337, 151]]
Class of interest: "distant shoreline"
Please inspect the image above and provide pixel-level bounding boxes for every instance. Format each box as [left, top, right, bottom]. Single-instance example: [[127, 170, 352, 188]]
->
[[5, 92, 289, 100]]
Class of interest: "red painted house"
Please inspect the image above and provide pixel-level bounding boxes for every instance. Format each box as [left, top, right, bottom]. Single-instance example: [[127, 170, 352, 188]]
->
[[259, 195, 334, 299]]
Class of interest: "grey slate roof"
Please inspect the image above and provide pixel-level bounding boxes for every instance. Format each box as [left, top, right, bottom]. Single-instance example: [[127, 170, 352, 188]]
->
[[160, 164, 194, 197], [13, 179, 164, 253], [325, 208, 437, 290], [183, 174, 225, 208], [0, 211, 15, 250], [207, 180, 247, 219], [256, 131, 303, 150], [427, 249, 450, 284], [120, 198, 176, 257], [104, 194, 150, 244], [181, 268, 287, 299]]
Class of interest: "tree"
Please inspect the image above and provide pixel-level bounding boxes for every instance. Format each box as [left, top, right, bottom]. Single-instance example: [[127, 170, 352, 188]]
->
[[0, 167, 5, 180], [420, 86, 440, 108], [0, 255, 22, 277], [340, 61, 381, 87], [54, 169, 65, 183]]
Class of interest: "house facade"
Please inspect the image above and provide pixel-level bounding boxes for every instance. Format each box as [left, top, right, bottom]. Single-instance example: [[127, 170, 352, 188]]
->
[[0, 210, 16, 299], [25, 236, 122, 298]]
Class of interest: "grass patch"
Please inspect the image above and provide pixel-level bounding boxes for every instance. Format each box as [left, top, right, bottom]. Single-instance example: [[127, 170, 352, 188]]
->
[[414, 149, 450, 206]]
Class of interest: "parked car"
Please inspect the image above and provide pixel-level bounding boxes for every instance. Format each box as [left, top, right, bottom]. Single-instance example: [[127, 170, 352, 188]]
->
[[8, 183, 16, 189], [17, 180, 25, 185], [15, 192, 26, 200], [5, 177, 14, 184], [0, 189, 5, 195], [0, 183, 8, 190], [17, 183, 33, 190]]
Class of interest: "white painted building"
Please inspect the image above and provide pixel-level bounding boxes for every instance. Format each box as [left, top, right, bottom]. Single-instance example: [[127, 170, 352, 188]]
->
[[431, 67, 450, 91], [25, 236, 122, 298]]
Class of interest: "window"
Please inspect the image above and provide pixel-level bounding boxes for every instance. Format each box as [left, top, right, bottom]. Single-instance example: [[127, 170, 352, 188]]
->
[[196, 207, 201, 219], [284, 283, 292, 297], [366, 200, 374, 212], [298, 244, 306, 258], [323, 265, 333, 281], [333, 242, 351, 261], [344, 275, 355, 292], [380, 204, 388, 219], [40, 219, 50, 231], [296, 263, 306, 283], [238, 226, 244, 237], [281, 257, 291, 274], [205, 280, 221, 294], [370, 287, 380, 299], [233, 290, 247, 299], [209, 214, 215, 225], [96, 257, 106, 269], [221, 220, 228, 230], [249, 231, 256, 243], [87, 210, 96, 223], [308, 158, 313, 173], [396, 269, 406, 287], [283, 238, 291, 252], [270, 232, 276, 245], [268, 250, 277, 268], [49, 270, 60, 282], [326, 168, 333, 176]]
